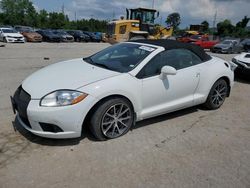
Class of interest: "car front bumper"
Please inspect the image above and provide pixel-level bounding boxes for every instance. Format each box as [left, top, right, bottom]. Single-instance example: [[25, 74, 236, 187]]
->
[[11, 87, 98, 139], [212, 48, 230, 53], [6, 37, 25, 43], [232, 60, 250, 76], [27, 37, 43, 42]]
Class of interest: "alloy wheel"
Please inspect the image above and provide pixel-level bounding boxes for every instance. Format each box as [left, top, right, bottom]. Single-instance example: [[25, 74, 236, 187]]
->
[[211, 82, 227, 107], [101, 103, 132, 138]]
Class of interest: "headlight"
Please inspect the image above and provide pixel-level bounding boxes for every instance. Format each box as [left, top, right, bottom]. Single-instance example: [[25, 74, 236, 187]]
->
[[40, 90, 88, 107], [232, 58, 237, 63]]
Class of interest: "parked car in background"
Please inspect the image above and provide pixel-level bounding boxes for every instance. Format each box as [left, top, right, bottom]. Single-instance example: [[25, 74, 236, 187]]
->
[[177, 34, 202, 43], [193, 36, 219, 49], [36, 30, 61, 42], [232, 53, 250, 76], [11, 40, 235, 140], [93, 32, 103, 41], [67, 30, 90, 42], [15, 26, 42, 42], [0, 27, 25, 43], [83, 31, 101, 42], [52, 30, 74, 42], [241, 38, 250, 52], [211, 40, 243, 54]]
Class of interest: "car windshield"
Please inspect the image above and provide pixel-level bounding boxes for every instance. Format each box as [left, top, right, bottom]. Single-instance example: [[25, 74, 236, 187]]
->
[[241, 39, 250, 44], [55, 31, 68, 35], [75, 30, 83, 34], [191, 35, 201, 39], [17, 27, 33, 32], [222, 41, 232, 45], [44, 30, 53, 34], [83, 43, 155, 73], [2, 29, 17, 33]]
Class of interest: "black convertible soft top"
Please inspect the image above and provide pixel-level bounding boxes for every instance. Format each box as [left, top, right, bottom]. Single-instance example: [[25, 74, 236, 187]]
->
[[129, 39, 212, 62]]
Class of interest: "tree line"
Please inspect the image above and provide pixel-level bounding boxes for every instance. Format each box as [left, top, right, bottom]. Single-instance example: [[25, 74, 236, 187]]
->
[[166, 12, 250, 38], [0, 0, 108, 32], [1, 0, 249, 37]]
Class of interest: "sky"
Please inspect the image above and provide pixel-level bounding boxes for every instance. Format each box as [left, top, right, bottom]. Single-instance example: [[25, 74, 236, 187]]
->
[[31, 0, 250, 28]]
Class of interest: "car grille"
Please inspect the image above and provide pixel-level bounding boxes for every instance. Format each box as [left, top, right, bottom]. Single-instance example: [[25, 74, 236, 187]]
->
[[13, 86, 31, 128], [66, 37, 73, 40], [13, 36, 23, 39], [213, 47, 222, 50]]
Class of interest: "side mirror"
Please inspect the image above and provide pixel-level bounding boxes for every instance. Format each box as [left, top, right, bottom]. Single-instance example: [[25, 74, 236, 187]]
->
[[159, 66, 177, 80]]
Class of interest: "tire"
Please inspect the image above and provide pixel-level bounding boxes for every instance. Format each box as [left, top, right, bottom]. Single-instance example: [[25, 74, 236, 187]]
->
[[90, 97, 134, 141], [228, 48, 233, 54], [3, 37, 7, 43], [204, 79, 228, 110]]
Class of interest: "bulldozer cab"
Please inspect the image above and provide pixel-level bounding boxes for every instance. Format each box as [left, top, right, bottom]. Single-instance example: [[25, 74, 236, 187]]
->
[[127, 8, 159, 35], [104, 7, 172, 43]]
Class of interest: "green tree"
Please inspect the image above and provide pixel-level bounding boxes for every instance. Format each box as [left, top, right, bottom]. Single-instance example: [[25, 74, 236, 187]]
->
[[47, 12, 68, 29], [201, 20, 209, 32], [236, 16, 249, 29], [37, 9, 49, 28], [0, 0, 38, 26], [166, 12, 181, 30], [217, 19, 235, 36]]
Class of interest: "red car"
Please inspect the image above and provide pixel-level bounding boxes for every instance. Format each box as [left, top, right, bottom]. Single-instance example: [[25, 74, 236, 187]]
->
[[193, 36, 219, 49]]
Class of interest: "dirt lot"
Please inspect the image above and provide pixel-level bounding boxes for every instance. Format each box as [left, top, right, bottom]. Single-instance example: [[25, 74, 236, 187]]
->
[[0, 43, 250, 188]]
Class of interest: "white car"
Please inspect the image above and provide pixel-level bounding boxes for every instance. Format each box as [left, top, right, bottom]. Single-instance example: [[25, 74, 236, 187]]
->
[[0, 27, 25, 43], [232, 52, 250, 76], [11, 40, 235, 140]]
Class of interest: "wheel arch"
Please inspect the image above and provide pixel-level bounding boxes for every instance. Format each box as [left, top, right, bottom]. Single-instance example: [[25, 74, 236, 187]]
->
[[82, 94, 136, 129]]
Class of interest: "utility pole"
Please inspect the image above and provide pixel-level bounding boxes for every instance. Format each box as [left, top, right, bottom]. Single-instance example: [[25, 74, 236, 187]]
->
[[152, 0, 155, 9], [112, 10, 115, 20], [75, 11, 77, 22], [62, 3, 65, 15], [212, 10, 217, 39]]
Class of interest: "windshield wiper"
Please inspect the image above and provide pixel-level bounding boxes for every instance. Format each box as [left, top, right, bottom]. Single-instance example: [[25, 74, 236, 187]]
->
[[83, 57, 111, 70], [93, 63, 110, 70]]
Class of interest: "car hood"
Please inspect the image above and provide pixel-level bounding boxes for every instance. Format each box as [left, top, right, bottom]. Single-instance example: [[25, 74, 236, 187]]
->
[[4, 33, 23, 37], [235, 53, 250, 64], [22, 58, 120, 99], [214, 43, 230, 48], [23, 32, 41, 38], [61, 34, 73, 38], [44, 33, 60, 38]]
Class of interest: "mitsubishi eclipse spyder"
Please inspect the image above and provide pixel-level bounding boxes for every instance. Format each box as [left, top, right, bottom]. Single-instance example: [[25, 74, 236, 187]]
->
[[11, 40, 236, 141]]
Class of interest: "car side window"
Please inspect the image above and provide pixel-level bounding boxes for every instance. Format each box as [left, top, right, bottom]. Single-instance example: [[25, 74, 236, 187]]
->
[[137, 49, 203, 79]]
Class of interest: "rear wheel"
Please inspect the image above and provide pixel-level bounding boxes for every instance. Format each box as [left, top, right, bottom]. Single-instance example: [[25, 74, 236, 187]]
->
[[90, 98, 134, 141], [204, 79, 228, 110]]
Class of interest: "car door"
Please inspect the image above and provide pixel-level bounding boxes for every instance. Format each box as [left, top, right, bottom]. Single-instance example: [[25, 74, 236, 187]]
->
[[137, 49, 202, 119]]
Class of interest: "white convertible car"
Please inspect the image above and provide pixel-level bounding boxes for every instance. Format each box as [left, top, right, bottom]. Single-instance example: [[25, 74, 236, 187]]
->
[[11, 40, 235, 140]]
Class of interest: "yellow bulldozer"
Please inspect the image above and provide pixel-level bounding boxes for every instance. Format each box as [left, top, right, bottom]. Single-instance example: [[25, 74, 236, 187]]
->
[[105, 8, 173, 43]]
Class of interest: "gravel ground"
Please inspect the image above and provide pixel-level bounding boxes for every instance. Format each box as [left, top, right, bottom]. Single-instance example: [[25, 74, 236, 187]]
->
[[0, 43, 249, 188]]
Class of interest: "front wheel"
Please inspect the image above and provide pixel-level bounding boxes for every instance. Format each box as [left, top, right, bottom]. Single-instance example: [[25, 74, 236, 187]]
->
[[204, 79, 228, 110], [90, 98, 134, 141], [3, 37, 7, 43]]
